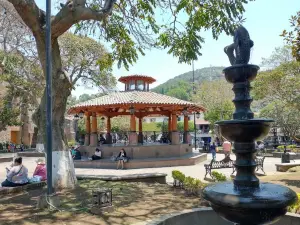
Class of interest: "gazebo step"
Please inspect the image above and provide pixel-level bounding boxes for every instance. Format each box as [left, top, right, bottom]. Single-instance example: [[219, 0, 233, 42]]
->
[[74, 153, 207, 169]]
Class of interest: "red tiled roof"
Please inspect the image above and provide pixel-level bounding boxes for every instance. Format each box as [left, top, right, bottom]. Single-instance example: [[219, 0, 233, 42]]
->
[[68, 91, 205, 112], [118, 75, 156, 84]]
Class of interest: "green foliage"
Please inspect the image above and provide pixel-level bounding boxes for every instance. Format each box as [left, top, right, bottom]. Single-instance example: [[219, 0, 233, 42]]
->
[[260, 101, 300, 142], [277, 145, 285, 152], [253, 61, 300, 110], [211, 171, 227, 182], [172, 170, 186, 183], [281, 11, 300, 61], [288, 193, 300, 214], [183, 176, 206, 196], [288, 166, 300, 173], [152, 67, 224, 100], [77, 1, 251, 69], [193, 79, 234, 130], [67, 140, 76, 147]]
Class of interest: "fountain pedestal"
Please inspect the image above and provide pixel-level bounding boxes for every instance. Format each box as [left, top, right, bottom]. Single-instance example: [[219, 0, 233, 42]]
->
[[203, 27, 297, 225]]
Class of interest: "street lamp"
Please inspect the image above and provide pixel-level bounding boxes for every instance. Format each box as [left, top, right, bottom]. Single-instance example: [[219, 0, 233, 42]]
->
[[74, 114, 79, 120], [196, 112, 201, 119]]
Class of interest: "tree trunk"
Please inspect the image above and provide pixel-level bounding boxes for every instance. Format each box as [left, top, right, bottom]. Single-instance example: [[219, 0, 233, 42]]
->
[[33, 37, 76, 189]]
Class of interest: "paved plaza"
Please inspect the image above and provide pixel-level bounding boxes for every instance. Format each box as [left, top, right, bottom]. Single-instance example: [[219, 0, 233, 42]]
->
[[0, 152, 298, 184]]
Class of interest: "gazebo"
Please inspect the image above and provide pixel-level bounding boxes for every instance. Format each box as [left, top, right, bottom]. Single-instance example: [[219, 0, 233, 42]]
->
[[68, 75, 207, 168]]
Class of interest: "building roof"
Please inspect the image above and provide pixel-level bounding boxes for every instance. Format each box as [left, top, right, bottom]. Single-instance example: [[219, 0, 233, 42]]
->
[[68, 91, 205, 114], [118, 75, 156, 84], [195, 119, 210, 125]]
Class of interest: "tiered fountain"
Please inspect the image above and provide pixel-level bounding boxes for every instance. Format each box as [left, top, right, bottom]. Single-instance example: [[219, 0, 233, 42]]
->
[[202, 26, 298, 225]]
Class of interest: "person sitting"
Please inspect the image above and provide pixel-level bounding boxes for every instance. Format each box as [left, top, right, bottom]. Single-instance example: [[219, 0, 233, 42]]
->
[[71, 147, 81, 160], [32, 158, 47, 181], [1, 157, 29, 187], [92, 148, 102, 160], [117, 148, 127, 170]]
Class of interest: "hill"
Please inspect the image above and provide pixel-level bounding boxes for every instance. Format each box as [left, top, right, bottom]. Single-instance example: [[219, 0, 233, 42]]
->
[[151, 66, 225, 100]]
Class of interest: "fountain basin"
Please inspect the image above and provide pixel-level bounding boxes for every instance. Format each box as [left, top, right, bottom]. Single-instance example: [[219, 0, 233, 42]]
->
[[134, 208, 300, 225], [202, 182, 298, 225], [223, 64, 260, 83], [216, 119, 273, 142]]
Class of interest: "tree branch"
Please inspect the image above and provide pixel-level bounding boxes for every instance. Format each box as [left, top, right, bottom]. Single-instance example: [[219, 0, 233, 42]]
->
[[6, 0, 44, 36], [52, 0, 116, 38]]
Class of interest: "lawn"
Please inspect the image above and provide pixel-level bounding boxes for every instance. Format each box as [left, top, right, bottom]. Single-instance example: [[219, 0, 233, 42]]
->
[[0, 180, 203, 225]]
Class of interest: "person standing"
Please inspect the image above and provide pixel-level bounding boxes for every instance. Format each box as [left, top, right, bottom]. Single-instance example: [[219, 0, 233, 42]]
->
[[222, 140, 232, 157], [210, 142, 217, 161]]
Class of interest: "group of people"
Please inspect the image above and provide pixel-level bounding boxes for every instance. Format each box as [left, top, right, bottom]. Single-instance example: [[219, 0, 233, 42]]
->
[[1, 157, 46, 187], [209, 140, 232, 161], [70, 146, 128, 169]]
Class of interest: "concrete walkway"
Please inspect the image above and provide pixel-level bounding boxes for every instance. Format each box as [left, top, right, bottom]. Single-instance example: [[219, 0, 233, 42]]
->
[[1, 152, 298, 183]]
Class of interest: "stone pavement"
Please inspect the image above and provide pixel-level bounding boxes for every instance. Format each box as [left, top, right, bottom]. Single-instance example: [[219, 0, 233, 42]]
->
[[1, 152, 298, 184]]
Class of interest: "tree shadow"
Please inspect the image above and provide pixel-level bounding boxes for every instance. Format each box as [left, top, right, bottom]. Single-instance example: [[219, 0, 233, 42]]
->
[[279, 179, 300, 189]]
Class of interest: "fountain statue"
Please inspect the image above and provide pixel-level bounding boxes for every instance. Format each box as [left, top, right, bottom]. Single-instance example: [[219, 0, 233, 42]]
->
[[203, 26, 298, 225]]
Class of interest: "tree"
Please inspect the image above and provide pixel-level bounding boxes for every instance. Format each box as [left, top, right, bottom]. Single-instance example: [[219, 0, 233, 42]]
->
[[261, 46, 294, 68], [260, 102, 300, 142], [281, 11, 300, 61], [193, 79, 234, 129], [4, 0, 253, 188], [252, 61, 300, 110]]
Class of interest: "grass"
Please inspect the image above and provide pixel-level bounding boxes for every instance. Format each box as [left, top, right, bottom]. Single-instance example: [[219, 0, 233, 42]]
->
[[0, 180, 203, 225]]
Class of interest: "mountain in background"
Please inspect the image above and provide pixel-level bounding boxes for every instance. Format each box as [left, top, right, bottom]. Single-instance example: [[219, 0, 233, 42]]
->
[[151, 66, 225, 100]]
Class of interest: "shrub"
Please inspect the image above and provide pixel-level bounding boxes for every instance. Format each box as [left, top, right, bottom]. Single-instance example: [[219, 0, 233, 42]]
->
[[277, 145, 285, 152], [172, 170, 185, 183], [183, 176, 204, 196], [288, 193, 300, 214], [288, 166, 300, 173], [67, 140, 76, 147], [211, 171, 227, 182]]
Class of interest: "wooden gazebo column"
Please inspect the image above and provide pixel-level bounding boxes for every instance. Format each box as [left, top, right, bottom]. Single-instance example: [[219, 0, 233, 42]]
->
[[168, 114, 172, 142], [106, 117, 112, 144], [138, 117, 143, 144], [171, 113, 179, 144], [84, 113, 91, 146], [183, 115, 189, 143], [129, 114, 137, 145], [90, 112, 98, 146]]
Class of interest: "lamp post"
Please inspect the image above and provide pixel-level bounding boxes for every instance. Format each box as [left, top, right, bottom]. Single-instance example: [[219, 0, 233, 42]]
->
[[45, 0, 53, 195], [192, 60, 197, 150]]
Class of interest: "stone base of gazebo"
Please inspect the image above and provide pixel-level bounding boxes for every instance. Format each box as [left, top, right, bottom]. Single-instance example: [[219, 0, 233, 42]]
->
[[78, 143, 193, 159], [74, 152, 207, 169]]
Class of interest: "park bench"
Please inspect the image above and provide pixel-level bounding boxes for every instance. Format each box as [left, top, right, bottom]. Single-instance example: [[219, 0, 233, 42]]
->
[[204, 156, 235, 178], [204, 156, 266, 178]]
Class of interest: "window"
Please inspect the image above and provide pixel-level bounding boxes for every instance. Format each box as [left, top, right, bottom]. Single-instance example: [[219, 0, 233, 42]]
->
[[137, 80, 144, 90], [129, 80, 135, 90], [188, 116, 192, 121], [150, 118, 156, 122], [143, 118, 147, 122], [177, 117, 181, 121]]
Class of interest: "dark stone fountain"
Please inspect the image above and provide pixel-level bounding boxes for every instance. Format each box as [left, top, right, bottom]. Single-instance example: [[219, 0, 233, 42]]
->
[[202, 26, 298, 225]]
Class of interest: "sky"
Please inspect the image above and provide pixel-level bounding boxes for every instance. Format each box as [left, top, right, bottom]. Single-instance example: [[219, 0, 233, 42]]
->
[[35, 0, 300, 97]]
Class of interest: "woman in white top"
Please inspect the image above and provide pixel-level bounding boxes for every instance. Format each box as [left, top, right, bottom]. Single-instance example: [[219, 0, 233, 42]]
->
[[2, 157, 29, 187], [92, 148, 102, 160]]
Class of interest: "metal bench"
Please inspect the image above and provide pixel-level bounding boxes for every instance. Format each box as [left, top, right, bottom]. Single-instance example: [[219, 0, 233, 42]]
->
[[204, 156, 235, 178], [204, 156, 266, 178]]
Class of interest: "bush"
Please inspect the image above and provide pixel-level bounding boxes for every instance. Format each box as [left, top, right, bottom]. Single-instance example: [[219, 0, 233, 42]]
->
[[183, 176, 205, 196], [211, 171, 227, 182], [288, 193, 300, 214], [172, 170, 185, 183], [288, 166, 300, 173], [277, 145, 285, 152], [67, 140, 76, 147]]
